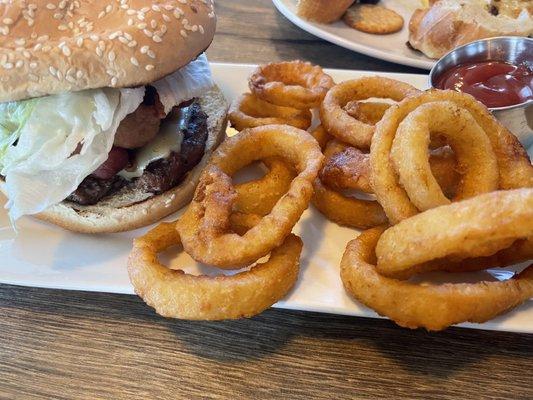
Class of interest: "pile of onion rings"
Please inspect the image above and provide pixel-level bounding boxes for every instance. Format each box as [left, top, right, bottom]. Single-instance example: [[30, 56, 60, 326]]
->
[[341, 190, 533, 331], [370, 90, 533, 224], [128, 123, 322, 319], [128, 60, 533, 329]]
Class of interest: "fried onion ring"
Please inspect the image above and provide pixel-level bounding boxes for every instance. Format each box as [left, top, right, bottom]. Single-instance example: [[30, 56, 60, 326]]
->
[[177, 125, 323, 267], [371, 90, 533, 224], [128, 217, 302, 320], [344, 101, 391, 125], [312, 178, 388, 229], [320, 141, 459, 197], [390, 101, 499, 211], [312, 140, 388, 229], [375, 189, 533, 278], [229, 93, 312, 131], [340, 227, 533, 331], [309, 124, 332, 150], [320, 77, 420, 149], [234, 157, 296, 216], [249, 60, 334, 109]]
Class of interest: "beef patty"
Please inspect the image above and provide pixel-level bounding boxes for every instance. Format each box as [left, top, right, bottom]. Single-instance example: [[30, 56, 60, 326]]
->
[[68, 99, 208, 206]]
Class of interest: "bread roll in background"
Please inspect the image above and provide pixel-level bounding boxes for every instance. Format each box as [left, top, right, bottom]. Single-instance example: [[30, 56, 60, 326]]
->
[[408, 0, 533, 59], [297, 0, 355, 23]]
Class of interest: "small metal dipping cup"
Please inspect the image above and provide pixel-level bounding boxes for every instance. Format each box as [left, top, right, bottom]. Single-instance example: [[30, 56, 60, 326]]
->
[[429, 37, 533, 154]]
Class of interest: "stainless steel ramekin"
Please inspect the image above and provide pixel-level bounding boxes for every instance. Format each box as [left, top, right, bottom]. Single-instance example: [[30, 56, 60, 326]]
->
[[429, 37, 533, 155]]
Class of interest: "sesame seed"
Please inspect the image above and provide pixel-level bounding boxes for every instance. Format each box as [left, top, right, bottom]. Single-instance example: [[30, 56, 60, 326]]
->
[[96, 47, 103, 57], [143, 29, 153, 37], [23, 50, 31, 58], [3, 18, 13, 25], [30, 62, 37, 69], [3, 63, 13, 70], [76, 70, 83, 79], [180, 29, 187, 38], [127, 40, 137, 48], [199, 25, 204, 34], [76, 37, 83, 47], [140, 45, 149, 54], [130, 57, 139, 66], [162, 14, 171, 22], [15, 38, 26, 46], [145, 64, 154, 71], [49, 66, 57, 76], [15, 60, 23, 68], [137, 23, 147, 29], [97, 11, 105, 19], [118, 36, 128, 44], [152, 5, 160, 11], [151, 20, 157, 29], [111, 77, 118, 86], [46, 3, 56, 10], [147, 50, 155, 59], [108, 51, 116, 61], [140, 7, 150, 13], [127, 18, 134, 26], [126, 9, 136, 15], [105, 5, 112, 13], [152, 35, 162, 43], [58, 25, 68, 31], [34, 43, 43, 51], [62, 46, 71, 56]]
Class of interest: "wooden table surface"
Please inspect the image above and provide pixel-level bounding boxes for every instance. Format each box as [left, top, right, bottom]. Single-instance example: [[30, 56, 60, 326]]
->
[[1, 1, 532, 399]]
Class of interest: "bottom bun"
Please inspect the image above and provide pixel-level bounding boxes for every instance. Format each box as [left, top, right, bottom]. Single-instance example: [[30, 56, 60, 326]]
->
[[21, 85, 227, 234]]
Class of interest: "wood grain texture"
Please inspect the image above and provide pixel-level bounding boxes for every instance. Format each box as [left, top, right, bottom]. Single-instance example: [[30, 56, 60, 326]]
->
[[0, 1, 532, 399]]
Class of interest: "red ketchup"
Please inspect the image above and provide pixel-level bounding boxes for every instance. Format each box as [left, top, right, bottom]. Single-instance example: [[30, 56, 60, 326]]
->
[[435, 61, 533, 108]]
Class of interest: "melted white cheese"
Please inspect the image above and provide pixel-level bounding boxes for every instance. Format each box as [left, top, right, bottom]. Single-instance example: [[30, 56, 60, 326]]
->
[[118, 112, 184, 180]]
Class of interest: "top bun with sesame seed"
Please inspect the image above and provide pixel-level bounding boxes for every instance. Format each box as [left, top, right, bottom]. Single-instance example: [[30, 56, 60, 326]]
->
[[0, 0, 217, 102]]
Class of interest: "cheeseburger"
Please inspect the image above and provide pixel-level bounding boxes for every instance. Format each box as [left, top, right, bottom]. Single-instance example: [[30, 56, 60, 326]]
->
[[0, 0, 227, 233]]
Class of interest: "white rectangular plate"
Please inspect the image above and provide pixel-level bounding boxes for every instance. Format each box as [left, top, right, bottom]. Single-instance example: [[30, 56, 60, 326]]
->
[[0, 63, 531, 333]]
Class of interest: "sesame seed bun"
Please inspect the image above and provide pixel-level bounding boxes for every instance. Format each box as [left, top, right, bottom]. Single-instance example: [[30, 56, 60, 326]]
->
[[0, 85, 228, 234], [0, 0, 216, 102]]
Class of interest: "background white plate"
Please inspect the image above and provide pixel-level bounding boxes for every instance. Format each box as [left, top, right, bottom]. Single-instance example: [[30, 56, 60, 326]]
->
[[0, 63, 531, 333], [273, 0, 434, 70]]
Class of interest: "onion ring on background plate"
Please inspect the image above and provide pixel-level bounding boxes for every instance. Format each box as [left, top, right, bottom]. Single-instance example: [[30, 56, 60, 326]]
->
[[320, 77, 420, 149], [128, 216, 302, 320], [376, 189, 533, 278], [371, 90, 533, 224], [177, 125, 323, 268], [234, 157, 296, 216], [249, 60, 334, 109], [229, 93, 312, 131], [340, 226, 533, 331], [390, 101, 499, 211], [343, 101, 391, 125]]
